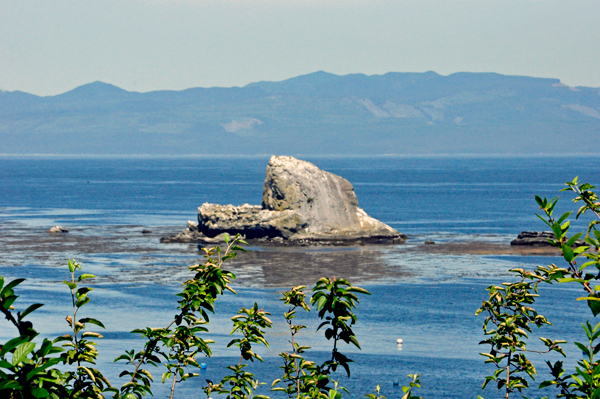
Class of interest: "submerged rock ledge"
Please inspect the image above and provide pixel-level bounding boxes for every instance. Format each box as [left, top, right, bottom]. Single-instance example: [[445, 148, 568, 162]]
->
[[161, 156, 405, 245]]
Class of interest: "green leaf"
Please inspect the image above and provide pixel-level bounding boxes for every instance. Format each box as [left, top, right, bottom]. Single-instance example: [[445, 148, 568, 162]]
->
[[0, 360, 13, 370], [348, 287, 371, 295], [535, 195, 545, 208], [53, 334, 74, 343], [552, 223, 563, 239], [0, 336, 28, 357], [68, 259, 76, 273], [2, 295, 17, 310], [76, 287, 92, 297], [63, 281, 77, 290], [316, 296, 327, 310], [557, 212, 572, 225], [589, 300, 600, 317], [1, 278, 25, 298], [563, 245, 574, 262], [82, 331, 103, 338], [31, 387, 50, 398], [77, 273, 96, 282], [75, 296, 91, 308], [11, 342, 35, 365], [577, 296, 600, 301], [18, 303, 43, 321], [566, 232, 583, 247], [79, 317, 105, 329], [560, 277, 585, 283], [230, 245, 248, 253], [536, 213, 551, 227], [221, 253, 236, 262], [547, 198, 558, 215], [575, 342, 591, 358], [223, 233, 231, 244], [481, 376, 495, 390]]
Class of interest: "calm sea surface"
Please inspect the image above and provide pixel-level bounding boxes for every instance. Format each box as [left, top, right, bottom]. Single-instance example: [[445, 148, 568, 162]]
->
[[1, 155, 599, 399]]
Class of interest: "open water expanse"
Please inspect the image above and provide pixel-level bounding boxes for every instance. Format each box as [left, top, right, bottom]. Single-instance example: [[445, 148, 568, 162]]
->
[[1, 155, 600, 398]]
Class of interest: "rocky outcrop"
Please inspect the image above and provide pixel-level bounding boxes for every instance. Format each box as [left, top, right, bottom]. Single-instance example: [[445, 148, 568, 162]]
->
[[160, 221, 245, 244], [162, 156, 405, 245], [197, 203, 308, 239], [48, 226, 69, 233], [511, 231, 585, 247], [511, 231, 554, 246]]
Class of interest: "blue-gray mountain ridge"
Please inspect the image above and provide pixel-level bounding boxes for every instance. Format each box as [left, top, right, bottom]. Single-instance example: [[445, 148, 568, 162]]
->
[[1, 71, 599, 155]]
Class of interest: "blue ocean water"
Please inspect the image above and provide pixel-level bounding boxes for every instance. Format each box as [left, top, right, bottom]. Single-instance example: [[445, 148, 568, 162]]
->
[[1, 155, 599, 399], [2, 154, 600, 233]]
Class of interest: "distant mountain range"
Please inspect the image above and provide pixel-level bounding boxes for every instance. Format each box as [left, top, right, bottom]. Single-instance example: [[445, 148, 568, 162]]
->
[[1, 71, 599, 155]]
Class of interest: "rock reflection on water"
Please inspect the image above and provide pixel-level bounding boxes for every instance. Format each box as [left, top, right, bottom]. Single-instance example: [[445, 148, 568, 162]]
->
[[224, 245, 414, 288]]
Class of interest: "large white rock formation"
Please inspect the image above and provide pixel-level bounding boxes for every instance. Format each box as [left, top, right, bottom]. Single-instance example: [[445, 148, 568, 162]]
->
[[162, 156, 404, 244]]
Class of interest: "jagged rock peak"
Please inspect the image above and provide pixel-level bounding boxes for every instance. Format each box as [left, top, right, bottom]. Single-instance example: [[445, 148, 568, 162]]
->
[[262, 156, 359, 227]]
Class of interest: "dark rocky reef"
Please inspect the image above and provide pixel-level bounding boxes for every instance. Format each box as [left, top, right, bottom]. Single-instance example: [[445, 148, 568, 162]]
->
[[511, 231, 585, 247], [161, 156, 405, 245]]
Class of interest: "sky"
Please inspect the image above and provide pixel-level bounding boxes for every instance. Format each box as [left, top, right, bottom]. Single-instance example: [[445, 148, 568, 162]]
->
[[1, 0, 599, 96]]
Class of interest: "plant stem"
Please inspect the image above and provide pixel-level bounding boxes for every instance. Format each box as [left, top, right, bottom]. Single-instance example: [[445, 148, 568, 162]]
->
[[505, 351, 512, 399], [287, 305, 301, 396], [0, 306, 21, 333], [169, 362, 180, 399], [69, 270, 80, 370]]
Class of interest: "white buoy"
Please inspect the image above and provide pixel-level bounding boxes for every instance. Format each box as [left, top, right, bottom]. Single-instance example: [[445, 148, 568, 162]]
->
[[396, 338, 403, 344]]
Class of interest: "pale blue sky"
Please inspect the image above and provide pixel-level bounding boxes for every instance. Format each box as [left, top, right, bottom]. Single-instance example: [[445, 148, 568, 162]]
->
[[1, 0, 598, 96]]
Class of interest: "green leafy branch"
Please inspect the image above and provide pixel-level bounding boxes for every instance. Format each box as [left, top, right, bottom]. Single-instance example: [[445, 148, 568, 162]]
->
[[219, 303, 273, 399], [476, 268, 566, 399], [311, 277, 370, 379], [0, 275, 66, 398], [113, 233, 246, 399], [272, 285, 317, 399]]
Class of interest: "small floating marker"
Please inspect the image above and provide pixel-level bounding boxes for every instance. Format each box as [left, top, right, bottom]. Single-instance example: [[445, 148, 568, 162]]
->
[[392, 378, 399, 386], [200, 363, 207, 370], [396, 338, 403, 344]]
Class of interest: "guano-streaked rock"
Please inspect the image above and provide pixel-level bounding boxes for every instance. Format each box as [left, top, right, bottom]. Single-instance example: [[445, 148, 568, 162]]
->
[[161, 156, 405, 245]]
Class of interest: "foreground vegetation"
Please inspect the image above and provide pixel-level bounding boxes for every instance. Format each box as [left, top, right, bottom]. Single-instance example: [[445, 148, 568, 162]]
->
[[476, 177, 600, 399], [2, 177, 600, 398], [0, 234, 418, 399]]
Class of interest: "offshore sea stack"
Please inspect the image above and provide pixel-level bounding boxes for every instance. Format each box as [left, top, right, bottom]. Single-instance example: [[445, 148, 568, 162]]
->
[[161, 156, 404, 245]]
